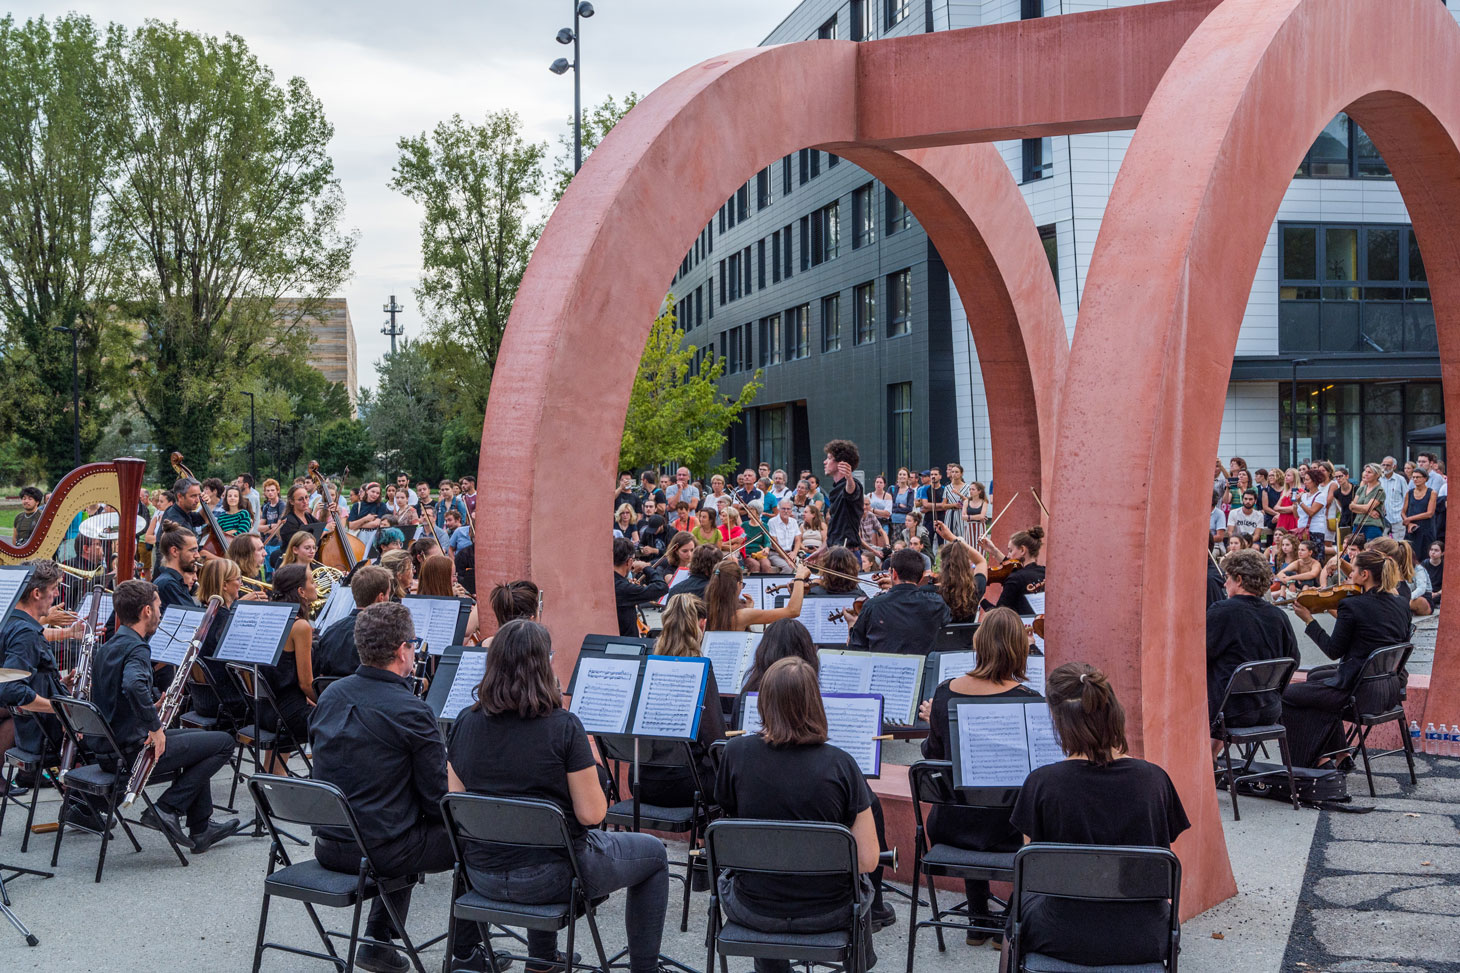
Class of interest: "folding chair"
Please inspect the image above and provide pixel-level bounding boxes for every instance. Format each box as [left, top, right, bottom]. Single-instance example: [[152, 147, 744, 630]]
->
[[229, 662, 311, 777], [596, 734, 716, 932], [0, 745, 44, 852], [1210, 657, 1299, 819], [1007, 843, 1181, 973], [1341, 642, 1417, 797], [312, 675, 347, 699], [440, 794, 614, 973], [248, 775, 441, 973], [705, 819, 871, 973], [47, 698, 190, 883], [905, 760, 1016, 972]]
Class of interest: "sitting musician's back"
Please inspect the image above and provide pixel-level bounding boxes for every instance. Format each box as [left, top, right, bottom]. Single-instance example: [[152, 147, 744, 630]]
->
[[846, 549, 950, 655], [314, 565, 392, 678]]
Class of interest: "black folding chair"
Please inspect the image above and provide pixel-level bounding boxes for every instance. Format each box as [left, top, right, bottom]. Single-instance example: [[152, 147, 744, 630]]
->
[[596, 734, 717, 932], [47, 698, 190, 883], [248, 775, 441, 973], [1008, 843, 1182, 973], [1210, 657, 1299, 819], [0, 744, 44, 853], [228, 662, 312, 776], [439, 794, 614, 973], [1341, 642, 1417, 797], [705, 819, 870, 973], [905, 760, 1016, 971]]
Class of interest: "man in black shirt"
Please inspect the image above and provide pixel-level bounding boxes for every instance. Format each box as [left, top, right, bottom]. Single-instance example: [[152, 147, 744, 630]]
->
[[311, 602, 486, 973], [1205, 551, 1300, 741], [153, 525, 201, 610], [314, 565, 392, 678], [636, 470, 666, 510], [845, 549, 950, 655], [91, 580, 240, 852], [613, 537, 667, 637], [0, 562, 67, 777], [822, 439, 865, 551]]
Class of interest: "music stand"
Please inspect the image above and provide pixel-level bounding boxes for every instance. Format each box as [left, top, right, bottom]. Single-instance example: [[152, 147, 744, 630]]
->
[[0, 859, 50, 946]]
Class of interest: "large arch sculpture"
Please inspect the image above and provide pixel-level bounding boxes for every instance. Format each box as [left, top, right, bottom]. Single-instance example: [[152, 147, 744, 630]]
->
[[1047, 0, 1460, 915]]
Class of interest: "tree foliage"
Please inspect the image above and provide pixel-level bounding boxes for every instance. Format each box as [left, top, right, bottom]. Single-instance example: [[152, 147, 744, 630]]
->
[[620, 299, 760, 475], [550, 92, 641, 202], [361, 340, 449, 484]]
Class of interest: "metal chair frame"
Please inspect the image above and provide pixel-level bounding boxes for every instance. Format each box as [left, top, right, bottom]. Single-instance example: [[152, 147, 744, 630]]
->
[[1209, 657, 1299, 820], [1340, 642, 1417, 797]]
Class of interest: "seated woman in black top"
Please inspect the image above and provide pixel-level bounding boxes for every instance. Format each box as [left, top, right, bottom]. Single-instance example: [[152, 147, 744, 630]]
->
[[929, 525, 988, 623], [638, 593, 725, 807], [807, 546, 863, 597], [979, 526, 1045, 616], [1285, 548, 1411, 768], [916, 607, 1038, 943], [1007, 662, 1190, 968], [262, 564, 317, 773], [715, 657, 881, 973], [447, 620, 669, 973]]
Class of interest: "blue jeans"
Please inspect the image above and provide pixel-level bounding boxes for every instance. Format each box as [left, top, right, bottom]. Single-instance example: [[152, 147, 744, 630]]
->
[[470, 831, 668, 973], [1361, 524, 1383, 542]]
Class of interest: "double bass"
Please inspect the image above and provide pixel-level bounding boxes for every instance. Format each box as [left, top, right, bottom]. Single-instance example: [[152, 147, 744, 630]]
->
[[169, 452, 229, 558], [308, 461, 366, 573]]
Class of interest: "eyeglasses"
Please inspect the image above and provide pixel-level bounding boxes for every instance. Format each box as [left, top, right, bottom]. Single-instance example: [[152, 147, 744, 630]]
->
[[406, 637, 424, 654]]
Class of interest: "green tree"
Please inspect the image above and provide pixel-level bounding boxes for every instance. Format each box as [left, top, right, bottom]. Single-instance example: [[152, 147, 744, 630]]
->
[[550, 92, 641, 202], [0, 14, 127, 480], [390, 112, 545, 423], [104, 22, 354, 477], [361, 340, 447, 484], [314, 417, 375, 480], [620, 299, 760, 475]]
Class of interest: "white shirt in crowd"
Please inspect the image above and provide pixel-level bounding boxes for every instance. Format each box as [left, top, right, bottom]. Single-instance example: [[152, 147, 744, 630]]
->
[[1226, 507, 1264, 537], [1379, 471, 1407, 524], [768, 514, 801, 552]]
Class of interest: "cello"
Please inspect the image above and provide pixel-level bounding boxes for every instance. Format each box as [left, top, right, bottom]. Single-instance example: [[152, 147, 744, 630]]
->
[[169, 452, 229, 558], [308, 461, 366, 573]]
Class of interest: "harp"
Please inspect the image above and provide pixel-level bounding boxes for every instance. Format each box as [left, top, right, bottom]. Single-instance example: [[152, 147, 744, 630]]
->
[[0, 457, 147, 582]]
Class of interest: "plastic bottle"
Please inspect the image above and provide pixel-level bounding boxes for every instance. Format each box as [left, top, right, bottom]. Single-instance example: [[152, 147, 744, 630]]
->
[[1410, 720, 1423, 753], [1450, 724, 1460, 758], [1424, 722, 1439, 754]]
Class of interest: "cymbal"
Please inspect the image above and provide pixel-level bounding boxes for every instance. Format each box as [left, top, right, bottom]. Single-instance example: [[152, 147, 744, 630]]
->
[[0, 667, 31, 684], [79, 511, 148, 541]]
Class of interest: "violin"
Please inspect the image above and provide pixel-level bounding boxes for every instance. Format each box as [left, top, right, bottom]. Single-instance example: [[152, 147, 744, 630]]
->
[[764, 582, 794, 596], [828, 596, 867, 623], [987, 557, 1024, 583], [1030, 615, 1045, 639], [1274, 583, 1362, 613]]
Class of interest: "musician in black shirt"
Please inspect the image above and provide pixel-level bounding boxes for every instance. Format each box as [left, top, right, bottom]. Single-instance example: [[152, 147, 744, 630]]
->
[[277, 484, 323, 553], [314, 565, 393, 679], [665, 542, 718, 600], [1284, 549, 1411, 767], [844, 549, 950, 655], [822, 439, 865, 551], [980, 526, 1046, 616], [153, 525, 202, 609], [613, 537, 667, 637], [311, 602, 487, 973], [0, 562, 67, 778], [1206, 550, 1299, 738], [91, 581, 239, 852]]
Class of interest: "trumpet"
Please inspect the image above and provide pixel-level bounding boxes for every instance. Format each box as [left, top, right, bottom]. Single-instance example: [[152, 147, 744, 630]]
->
[[239, 575, 273, 593], [56, 561, 106, 581]]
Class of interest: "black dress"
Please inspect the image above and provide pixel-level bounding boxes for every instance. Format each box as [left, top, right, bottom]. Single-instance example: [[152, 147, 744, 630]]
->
[[1404, 489, 1437, 563], [636, 668, 726, 808], [260, 620, 313, 745], [921, 681, 1040, 911], [1282, 589, 1410, 767]]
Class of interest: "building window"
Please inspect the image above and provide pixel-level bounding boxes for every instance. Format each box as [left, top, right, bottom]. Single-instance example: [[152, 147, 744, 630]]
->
[[758, 406, 789, 473], [695, 286, 703, 328], [708, 278, 714, 318], [885, 0, 911, 30], [1038, 224, 1059, 295], [782, 156, 792, 196], [853, 183, 876, 249], [726, 253, 741, 302], [1021, 0, 1043, 18], [782, 224, 794, 279], [737, 184, 750, 222], [1295, 113, 1391, 180], [854, 281, 877, 345], [799, 149, 811, 186], [887, 269, 911, 337], [809, 202, 839, 266], [757, 168, 771, 210], [1022, 137, 1053, 182], [1281, 382, 1444, 470], [851, 0, 871, 40], [822, 294, 841, 352], [788, 304, 810, 360], [1279, 222, 1434, 354], [760, 314, 783, 366], [885, 187, 909, 234], [827, 152, 839, 169], [771, 230, 782, 283], [889, 383, 913, 473], [743, 246, 752, 296], [800, 217, 810, 272], [718, 261, 726, 304], [818, 16, 837, 39], [757, 240, 766, 290]]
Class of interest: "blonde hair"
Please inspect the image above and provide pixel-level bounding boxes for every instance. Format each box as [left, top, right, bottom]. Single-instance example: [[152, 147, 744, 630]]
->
[[379, 548, 413, 599], [657, 594, 707, 657], [198, 558, 241, 605]]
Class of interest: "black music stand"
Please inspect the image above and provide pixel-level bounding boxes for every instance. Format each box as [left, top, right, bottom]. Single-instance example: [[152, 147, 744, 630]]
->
[[0, 855, 52, 945]]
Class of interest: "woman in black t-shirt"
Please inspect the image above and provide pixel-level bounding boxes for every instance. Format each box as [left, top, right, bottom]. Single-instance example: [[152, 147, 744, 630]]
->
[[917, 608, 1038, 943], [263, 565, 317, 773], [639, 594, 725, 807], [715, 657, 881, 973], [1007, 662, 1190, 968], [980, 527, 1046, 616], [446, 621, 669, 973]]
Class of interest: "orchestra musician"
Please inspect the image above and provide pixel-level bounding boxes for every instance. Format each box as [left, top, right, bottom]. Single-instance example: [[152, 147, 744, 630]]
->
[[638, 594, 725, 809], [380, 549, 414, 600], [979, 526, 1046, 616], [227, 533, 267, 585], [159, 476, 208, 552], [806, 546, 862, 596], [666, 542, 720, 600], [647, 531, 696, 587], [261, 565, 318, 773], [704, 557, 811, 632], [279, 530, 318, 570], [154, 525, 202, 609], [0, 562, 66, 790], [614, 537, 667, 637], [314, 565, 394, 679], [188, 559, 257, 723], [484, 580, 541, 650], [277, 484, 322, 554], [419, 555, 479, 642], [90, 580, 240, 853], [843, 549, 950, 655], [930, 523, 990, 623]]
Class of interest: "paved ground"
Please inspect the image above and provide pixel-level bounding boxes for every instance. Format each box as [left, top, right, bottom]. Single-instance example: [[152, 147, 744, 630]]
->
[[0, 751, 1452, 971]]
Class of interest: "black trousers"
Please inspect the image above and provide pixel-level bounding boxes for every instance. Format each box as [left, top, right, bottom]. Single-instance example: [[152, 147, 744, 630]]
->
[[316, 820, 477, 956], [150, 728, 236, 831]]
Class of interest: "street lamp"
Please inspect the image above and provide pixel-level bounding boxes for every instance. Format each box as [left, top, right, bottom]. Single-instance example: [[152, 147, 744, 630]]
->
[[1289, 358, 1309, 468], [241, 390, 257, 485], [52, 326, 80, 466], [550, 1, 596, 173]]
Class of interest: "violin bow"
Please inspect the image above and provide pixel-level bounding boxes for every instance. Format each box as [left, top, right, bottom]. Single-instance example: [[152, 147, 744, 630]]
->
[[981, 491, 1022, 541], [1031, 487, 1051, 521], [737, 499, 864, 585]]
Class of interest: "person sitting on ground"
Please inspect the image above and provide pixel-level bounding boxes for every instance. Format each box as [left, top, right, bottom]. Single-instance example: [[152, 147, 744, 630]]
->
[[1274, 539, 1322, 592], [1319, 538, 1363, 587], [1005, 662, 1190, 969], [447, 619, 670, 973], [1420, 540, 1443, 611]]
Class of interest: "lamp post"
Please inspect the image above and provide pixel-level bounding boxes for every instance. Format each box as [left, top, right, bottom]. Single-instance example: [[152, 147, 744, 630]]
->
[[52, 326, 80, 466], [550, 1, 596, 174], [1289, 358, 1309, 468], [242, 390, 257, 485]]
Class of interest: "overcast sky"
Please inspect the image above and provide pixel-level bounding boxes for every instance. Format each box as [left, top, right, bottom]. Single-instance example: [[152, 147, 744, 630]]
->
[[11, 0, 798, 389]]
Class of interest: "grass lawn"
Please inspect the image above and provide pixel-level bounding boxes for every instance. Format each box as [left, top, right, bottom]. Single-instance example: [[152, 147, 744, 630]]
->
[[0, 509, 16, 530]]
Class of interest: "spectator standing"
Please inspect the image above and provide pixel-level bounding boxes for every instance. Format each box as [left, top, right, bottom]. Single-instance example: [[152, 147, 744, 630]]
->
[[665, 467, 700, 514], [1350, 464, 1387, 543], [435, 480, 468, 530], [12, 486, 43, 546], [891, 468, 916, 533], [1379, 457, 1408, 540], [613, 473, 640, 515]]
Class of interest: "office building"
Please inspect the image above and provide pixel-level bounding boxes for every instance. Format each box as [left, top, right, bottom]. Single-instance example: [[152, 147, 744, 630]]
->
[[277, 298, 359, 414]]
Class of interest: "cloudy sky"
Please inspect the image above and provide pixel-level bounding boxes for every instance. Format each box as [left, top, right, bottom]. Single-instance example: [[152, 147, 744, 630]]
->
[[11, 0, 797, 388]]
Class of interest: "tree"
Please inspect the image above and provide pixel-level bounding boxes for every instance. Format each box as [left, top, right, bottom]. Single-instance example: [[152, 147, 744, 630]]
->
[[362, 340, 448, 484], [550, 92, 641, 202], [314, 418, 375, 480], [0, 15, 127, 480], [104, 22, 354, 477], [620, 299, 761, 475], [390, 112, 545, 423]]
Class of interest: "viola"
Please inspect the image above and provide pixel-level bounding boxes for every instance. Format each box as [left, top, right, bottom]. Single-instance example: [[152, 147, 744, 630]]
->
[[828, 596, 868, 623], [1030, 615, 1045, 639], [1274, 583, 1362, 613], [987, 557, 1024, 583]]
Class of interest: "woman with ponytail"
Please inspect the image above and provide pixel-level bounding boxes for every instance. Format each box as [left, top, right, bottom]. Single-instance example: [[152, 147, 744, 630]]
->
[[638, 594, 725, 807], [704, 556, 811, 632], [1284, 547, 1410, 768], [1006, 662, 1189, 967], [979, 526, 1045, 615], [1366, 535, 1425, 611]]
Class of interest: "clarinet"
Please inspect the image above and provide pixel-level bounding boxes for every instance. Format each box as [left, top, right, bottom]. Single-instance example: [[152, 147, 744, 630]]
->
[[58, 584, 107, 782], [122, 595, 223, 808]]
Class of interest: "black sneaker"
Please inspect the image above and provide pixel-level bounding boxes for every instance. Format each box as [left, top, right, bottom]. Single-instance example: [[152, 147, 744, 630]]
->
[[450, 944, 513, 973], [870, 902, 896, 931], [140, 806, 195, 850], [2, 779, 30, 799], [355, 942, 410, 973], [524, 951, 580, 973], [189, 817, 243, 853]]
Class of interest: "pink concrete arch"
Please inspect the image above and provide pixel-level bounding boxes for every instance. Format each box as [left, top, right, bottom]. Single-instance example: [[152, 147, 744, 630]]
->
[[478, 40, 1067, 681], [1048, 0, 1460, 916]]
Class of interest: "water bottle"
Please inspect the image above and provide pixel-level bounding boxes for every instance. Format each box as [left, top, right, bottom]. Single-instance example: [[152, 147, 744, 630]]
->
[[1424, 722, 1439, 754], [1451, 725, 1460, 758], [1410, 720, 1422, 753], [1441, 724, 1453, 758]]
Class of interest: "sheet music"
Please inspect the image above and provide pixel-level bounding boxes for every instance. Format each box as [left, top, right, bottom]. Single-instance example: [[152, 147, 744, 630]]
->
[[441, 650, 488, 720], [402, 596, 462, 656], [631, 655, 709, 739], [701, 631, 760, 693], [857, 573, 883, 598], [816, 651, 866, 694], [77, 589, 115, 628], [824, 693, 884, 777], [816, 650, 923, 724], [1024, 702, 1064, 768], [356, 528, 379, 554], [568, 656, 640, 734], [1025, 591, 1046, 615], [657, 568, 691, 605], [0, 566, 30, 621], [954, 703, 1032, 788], [314, 584, 355, 637], [1024, 652, 1046, 695], [739, 575, 769, 610], [214, 602, 296, 664], [149, 606, 206, 667], [937, 651, 976, 684], [796, 596, 858, 644]]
